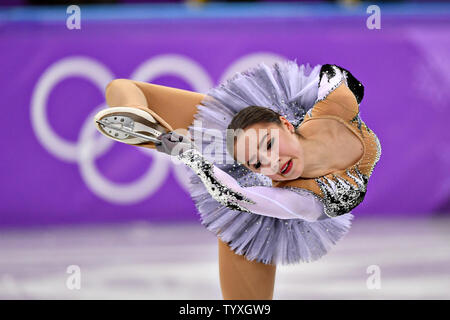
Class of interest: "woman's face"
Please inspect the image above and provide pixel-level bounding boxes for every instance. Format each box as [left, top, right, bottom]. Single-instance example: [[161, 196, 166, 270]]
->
[[233, 116, 305, 181]]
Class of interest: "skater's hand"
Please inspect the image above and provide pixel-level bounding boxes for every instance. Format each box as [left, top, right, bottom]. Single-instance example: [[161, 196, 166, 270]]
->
[[155, 131, 196, 157]]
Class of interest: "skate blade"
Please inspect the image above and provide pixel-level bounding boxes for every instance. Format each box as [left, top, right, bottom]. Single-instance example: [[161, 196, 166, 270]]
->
[[95, 118, 161, 144]]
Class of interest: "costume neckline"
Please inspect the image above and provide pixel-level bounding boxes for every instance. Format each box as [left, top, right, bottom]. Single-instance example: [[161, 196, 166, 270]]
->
[[295, 114, 366, 179]]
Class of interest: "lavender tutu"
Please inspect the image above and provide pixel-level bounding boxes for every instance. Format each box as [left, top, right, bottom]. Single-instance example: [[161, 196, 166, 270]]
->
[[185, 59, 354, 266]]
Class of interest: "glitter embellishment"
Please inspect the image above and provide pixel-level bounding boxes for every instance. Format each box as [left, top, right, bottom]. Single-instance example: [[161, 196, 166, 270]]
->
[[282, 166, 368, 219], [369, 131, 382, 177], [315, 166, 369, 217], [350, 112, 363, 132], [176, 148, 256, 213]]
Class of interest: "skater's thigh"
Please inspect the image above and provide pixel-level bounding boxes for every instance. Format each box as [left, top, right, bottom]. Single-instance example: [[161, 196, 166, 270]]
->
[[130, 80, 206, 131], [105, 79, 206, 131], [218, 238, 276, 300]]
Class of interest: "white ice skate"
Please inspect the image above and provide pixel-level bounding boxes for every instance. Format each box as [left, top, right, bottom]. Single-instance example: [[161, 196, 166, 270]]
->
[[93, 106, 168, 145]]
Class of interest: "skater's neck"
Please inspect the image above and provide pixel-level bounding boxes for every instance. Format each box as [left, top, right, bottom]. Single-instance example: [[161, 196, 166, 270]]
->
[[295, 127, 337, 179]]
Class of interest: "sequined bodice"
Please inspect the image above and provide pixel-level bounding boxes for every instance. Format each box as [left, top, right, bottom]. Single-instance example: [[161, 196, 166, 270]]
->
[[272, 64, 382, 218], [273, 113, 381, 217]]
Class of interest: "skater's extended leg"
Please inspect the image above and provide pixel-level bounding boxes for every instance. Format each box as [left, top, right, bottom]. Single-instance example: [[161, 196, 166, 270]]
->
[[218, 238, 276, 300], [102, 81, 276, 300]]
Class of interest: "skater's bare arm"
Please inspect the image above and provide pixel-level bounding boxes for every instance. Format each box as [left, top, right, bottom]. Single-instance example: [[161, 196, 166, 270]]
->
[[155, 131, 328, 221], [172, 147, 328, 222]]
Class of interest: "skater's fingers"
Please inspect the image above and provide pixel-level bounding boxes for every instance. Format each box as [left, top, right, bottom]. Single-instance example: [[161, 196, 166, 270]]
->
[[159, 133, 179, 146], [155, 137, 174, 154], [170, 131, 191, 143], [156, 132, 172, 143], [155, 131, 195, 156], [168, 133, 178, 142]]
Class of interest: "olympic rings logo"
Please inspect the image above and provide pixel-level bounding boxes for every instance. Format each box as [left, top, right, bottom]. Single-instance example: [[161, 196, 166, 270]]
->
[[30, 53, 286, 204]]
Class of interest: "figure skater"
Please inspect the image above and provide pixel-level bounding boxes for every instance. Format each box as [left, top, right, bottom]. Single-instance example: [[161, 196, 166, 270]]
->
[[93, 60, 382, 300]]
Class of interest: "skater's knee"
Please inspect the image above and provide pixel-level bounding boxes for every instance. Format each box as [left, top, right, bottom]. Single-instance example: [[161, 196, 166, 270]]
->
[[105, 78, 133, 94], [105, 78, 148, 108]]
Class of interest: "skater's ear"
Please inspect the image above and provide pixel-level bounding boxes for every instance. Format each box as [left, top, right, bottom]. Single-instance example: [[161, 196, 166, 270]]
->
[[278, 116, 295, 133]]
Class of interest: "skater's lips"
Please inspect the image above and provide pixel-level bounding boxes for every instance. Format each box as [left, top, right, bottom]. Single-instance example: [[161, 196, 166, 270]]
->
[[280, 159, 290, 175]]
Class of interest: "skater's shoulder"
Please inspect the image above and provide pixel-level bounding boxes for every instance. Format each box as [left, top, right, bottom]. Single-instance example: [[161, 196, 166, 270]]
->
[[308, 64, 365, 122]]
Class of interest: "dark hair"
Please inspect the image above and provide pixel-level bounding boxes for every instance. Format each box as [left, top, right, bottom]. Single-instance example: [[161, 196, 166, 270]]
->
[[226, 105, 284, 161]]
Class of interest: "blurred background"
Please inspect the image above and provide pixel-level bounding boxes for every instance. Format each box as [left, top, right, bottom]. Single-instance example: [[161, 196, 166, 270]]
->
[[0, 0, 449, 299]]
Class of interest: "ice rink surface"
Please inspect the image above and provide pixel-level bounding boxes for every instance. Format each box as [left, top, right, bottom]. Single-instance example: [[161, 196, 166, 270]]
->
[[0, 216, 449, 300]]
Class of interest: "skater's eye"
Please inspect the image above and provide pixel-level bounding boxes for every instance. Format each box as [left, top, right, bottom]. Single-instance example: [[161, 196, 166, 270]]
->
[[267, 137, 273, 150]]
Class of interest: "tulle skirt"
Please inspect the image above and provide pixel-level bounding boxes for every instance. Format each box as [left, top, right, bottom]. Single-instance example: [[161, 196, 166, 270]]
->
[[185, 59, 354, 266]]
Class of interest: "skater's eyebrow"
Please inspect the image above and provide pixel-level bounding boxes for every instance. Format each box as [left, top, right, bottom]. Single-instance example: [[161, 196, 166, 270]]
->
[[247, 132, 269, 166]]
